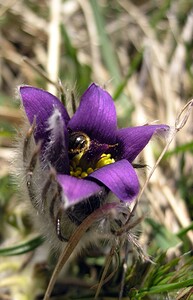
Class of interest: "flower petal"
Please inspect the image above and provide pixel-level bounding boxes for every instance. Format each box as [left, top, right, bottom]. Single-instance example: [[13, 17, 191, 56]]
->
[[116, 125, 170, 162], [43, 108, 69, 173], [19, 86, 70, 142], [89, 160, 139, 202], [57, 174, 103, 206], [68, 83, 117, 144]]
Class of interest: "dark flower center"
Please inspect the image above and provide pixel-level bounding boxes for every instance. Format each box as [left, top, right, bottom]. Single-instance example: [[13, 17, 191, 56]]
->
[[68, 131, 116, 178]]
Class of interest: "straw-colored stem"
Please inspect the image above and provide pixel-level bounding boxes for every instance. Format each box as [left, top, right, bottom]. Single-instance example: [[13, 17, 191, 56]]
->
[[46, 0, 61, 95], [43, 203, 118, 300]]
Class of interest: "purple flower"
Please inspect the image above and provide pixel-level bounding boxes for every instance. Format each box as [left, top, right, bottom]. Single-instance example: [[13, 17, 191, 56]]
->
[[19, 83, 169, 208]]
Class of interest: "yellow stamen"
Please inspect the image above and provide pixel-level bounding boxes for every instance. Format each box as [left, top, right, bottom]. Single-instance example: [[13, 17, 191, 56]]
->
[[87, 167, 94, 174], [73, 153, 83, 166], [70, 153, 115, 179], [81, 172, 88, 178], [74, 169, 82, 177], [96, 154, 115, 169]]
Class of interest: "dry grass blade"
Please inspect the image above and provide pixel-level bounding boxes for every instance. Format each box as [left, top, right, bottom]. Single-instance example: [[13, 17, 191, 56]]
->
[[94, 244, 118, 299], [0, 107, 21, 124], [169, 10, 193, 93], [78, 0, 104, 83], [43, 203, 118, 300], [46, 0, 61, 95], [118, 0, 155, 39], [1, 1, 193, 298], [23, 57, 59, 89], [0, 0, 18, 17], [175, 99, 193, 131], [126, 99, 193, 237]]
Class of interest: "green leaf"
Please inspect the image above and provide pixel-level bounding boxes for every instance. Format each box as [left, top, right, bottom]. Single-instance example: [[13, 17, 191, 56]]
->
[[60, 24, 91, 92], [90, 0, 121, 84], [113, 50, 143, 100], [0, 236, 44, 256], [164, 142, 193, 158], [140, 278, 193, 295], [150, 0, 172, 28], [177, 222, 193, 238], [146, 218, 181, 250]]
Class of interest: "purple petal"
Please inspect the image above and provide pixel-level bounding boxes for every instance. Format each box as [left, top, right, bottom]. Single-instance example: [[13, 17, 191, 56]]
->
[[57, 174, 103, 206], [89, 160, 139, 202], [116, 125, 170, 162], [19, 86, 70, 142], [43, 108, 69, 173], [68, 83, 117, 144]]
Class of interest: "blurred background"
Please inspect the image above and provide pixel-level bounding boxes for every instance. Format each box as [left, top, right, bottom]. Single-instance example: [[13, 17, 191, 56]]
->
[[0, 0, 193, 299]]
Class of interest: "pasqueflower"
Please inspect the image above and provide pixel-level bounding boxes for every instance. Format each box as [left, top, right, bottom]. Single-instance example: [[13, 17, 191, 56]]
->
[[19, 83, 169, 210]]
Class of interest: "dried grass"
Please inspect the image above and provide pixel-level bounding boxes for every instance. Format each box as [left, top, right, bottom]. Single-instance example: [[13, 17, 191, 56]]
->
[[0, 0, 193, 299]]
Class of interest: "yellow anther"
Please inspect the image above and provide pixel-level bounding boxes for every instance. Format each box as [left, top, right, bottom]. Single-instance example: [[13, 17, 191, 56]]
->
[[96, 159, 106, 169], [74, 170, 82, 177], [87, 167, 94, 174], [81, 172, 88, 178], [105, 159, 113, 165], [70, 153, 115, 179], [111, 158, 115, 163], [96, 153, 115, 169]]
